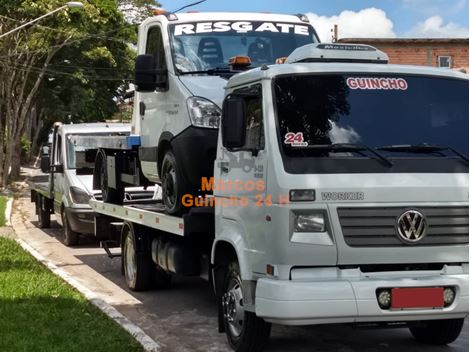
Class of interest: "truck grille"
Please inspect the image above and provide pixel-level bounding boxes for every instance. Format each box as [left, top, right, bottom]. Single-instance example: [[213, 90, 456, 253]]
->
[[338, 207, 469, 247]]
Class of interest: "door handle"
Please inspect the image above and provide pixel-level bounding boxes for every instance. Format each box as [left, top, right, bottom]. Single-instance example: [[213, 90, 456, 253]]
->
[[139, 102, 146, 116], [219, 162, 229, 174]]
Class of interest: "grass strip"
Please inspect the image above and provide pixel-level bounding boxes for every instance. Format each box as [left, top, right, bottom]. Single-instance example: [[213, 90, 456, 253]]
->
[[0, 196, 8, 226], [0, 237, 143, 352]]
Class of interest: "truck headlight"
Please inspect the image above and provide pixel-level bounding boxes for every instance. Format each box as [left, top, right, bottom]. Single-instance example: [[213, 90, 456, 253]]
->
[[294, 212, 326, 232], [69, 186, 91, 205], [187, 97, 221, 129]]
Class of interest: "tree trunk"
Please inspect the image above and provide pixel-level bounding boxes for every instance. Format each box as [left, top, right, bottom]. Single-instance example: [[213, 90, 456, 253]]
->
[[9, 135, 21, 180]]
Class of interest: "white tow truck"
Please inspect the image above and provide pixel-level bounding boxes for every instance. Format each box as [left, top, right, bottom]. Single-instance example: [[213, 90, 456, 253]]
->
[[91, 17, 469, 351]]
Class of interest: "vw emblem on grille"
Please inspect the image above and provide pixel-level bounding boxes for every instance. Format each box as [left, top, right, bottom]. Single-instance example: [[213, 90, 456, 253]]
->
[[396, 210, 427, 244]]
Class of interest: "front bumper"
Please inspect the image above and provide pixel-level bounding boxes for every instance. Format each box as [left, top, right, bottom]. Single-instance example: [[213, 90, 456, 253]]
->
[[255, 265, 469, 325], [65, 207, 94, 235]]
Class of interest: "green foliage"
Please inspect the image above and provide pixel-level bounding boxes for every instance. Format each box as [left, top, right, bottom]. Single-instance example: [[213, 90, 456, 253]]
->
[[0, 0, 157, 128], [0, 237, 143, 351], [20, 135, 31, 160]]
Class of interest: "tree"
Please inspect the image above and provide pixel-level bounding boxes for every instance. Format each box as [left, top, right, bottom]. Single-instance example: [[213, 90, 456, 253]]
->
[[0, 0, 157, 187]]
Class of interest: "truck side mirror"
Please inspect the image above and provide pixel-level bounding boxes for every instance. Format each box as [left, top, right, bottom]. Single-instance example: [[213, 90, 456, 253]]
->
[[135, 54, 168, 92], [222, 97, 246, 149]]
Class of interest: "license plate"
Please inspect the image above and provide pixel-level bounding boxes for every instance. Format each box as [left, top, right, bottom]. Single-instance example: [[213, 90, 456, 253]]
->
[[391, 287, 444, 309]]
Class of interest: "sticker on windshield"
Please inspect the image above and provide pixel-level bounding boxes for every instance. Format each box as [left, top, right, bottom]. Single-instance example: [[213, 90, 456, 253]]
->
[[284, 132, 308, 147], [173, 22, 310, 36], [346, 77, 408, 90]]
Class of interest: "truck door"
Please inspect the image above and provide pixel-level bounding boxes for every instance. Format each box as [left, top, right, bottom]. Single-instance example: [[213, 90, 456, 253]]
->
[[138, 24, 170, 181], [53, 132, 65, 217], [216, 85, 269, 270]]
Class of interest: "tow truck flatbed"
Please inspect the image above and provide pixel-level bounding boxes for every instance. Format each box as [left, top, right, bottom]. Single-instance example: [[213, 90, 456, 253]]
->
[[28, 175, 51, 199], [90, 199, 214, 238]]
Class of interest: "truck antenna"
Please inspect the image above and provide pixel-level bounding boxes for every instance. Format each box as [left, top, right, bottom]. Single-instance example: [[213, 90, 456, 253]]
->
[[172, 0, 207, 13]]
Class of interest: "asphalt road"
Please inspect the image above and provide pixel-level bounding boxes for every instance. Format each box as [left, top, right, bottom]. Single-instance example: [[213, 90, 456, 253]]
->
[[14, 195, 469, 352]]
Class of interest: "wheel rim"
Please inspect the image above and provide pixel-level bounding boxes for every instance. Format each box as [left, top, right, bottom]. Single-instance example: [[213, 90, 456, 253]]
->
[[162, 163, 177, 210], [223, 277, 245, 338], [124, 235, 137, 285]]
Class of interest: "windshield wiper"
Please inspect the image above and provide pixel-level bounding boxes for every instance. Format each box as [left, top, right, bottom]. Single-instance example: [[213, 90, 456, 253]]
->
[[298, 143, 393, 167], [178, 67, 235, 76], [377, 143, 468, 163]]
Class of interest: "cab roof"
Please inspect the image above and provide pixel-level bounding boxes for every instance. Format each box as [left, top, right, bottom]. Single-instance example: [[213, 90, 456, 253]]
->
[[142, 12, 311, 26], [59, 123, 130, 135], [226, 62, 469, 89]]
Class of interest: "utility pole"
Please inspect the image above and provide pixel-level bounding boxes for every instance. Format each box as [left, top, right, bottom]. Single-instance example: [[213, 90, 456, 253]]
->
[[331, 24, 338, 43]]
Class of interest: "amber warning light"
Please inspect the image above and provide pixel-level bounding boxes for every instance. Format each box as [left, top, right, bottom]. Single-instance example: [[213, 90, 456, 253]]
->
[[229, 56, 252, 70]]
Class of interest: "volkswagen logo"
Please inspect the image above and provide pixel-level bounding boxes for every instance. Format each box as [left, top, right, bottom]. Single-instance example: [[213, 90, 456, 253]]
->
[[396, 210, 427, 244]]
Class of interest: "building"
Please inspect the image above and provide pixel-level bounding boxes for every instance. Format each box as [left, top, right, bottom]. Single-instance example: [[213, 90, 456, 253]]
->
[[338, 38, 469, 73]]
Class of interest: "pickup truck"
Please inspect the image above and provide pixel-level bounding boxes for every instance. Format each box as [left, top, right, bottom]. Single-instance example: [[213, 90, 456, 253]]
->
[[91, 34, 469, 352], [30, 122, 130, 245]]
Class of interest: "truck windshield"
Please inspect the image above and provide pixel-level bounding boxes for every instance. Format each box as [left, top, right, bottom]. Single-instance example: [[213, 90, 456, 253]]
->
[[274, 74, 468, 173], [169, 21, 317, 73]]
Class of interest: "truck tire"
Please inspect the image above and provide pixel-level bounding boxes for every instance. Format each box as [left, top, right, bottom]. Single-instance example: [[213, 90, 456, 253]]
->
[[61, 209, 79, 246], [97, 151, 124, 205], [222, 261, 271, 352], [37, 195, 50, 228], [410, 318, 464, 345], [161, 150, 189, 215], [122, 224, 154, 291]]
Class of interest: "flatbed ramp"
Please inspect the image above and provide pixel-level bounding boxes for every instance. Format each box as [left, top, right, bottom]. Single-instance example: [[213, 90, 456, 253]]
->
[[91, 197, 214, 239], [90, 199, 185, 236]]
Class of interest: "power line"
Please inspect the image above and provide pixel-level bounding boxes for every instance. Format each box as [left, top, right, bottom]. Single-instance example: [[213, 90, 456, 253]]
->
[[0, 60, 133, 81], [0, 26, 135, 59], [0, 57, 133, 75]]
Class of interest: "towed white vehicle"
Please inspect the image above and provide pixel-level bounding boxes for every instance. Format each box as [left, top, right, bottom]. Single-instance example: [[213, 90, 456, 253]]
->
[[93, 11, 321, 214]]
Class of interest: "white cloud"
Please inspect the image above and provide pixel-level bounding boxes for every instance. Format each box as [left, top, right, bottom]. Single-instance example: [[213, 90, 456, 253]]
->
[[407, 15, 469, 37], [306, 8, 396, 42]]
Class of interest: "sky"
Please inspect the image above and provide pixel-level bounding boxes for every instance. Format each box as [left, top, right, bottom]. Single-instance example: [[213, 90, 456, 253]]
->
[[160, 0, 469, 41]]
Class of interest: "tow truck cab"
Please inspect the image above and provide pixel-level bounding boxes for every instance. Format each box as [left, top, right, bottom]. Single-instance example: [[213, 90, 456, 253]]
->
[[212, 43, 468, 349]]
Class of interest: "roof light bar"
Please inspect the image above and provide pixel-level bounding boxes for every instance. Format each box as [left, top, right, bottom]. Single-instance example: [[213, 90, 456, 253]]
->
[[153, 9, 178, 21], [286, 43, 389, 65]]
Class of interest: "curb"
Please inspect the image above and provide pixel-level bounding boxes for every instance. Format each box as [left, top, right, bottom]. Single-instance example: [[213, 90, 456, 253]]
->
[[5, 197, 13, 226], [15, 238, 162, 352]]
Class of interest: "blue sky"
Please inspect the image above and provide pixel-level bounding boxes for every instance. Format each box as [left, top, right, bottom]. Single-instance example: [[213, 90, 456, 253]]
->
[[161, 0, 469, 39]]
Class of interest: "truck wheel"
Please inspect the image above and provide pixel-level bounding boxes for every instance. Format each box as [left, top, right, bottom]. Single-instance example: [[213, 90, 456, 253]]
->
[[161, 150, 189, 215], [61, 209, 79, 246], [122, 225, 154, 291], [222, 262, 271, 352], [37, 195, 50, 228], [410, 318, 464, 345], [98, 152, 124, 204]]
